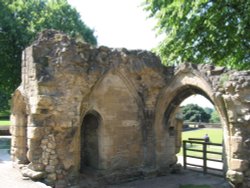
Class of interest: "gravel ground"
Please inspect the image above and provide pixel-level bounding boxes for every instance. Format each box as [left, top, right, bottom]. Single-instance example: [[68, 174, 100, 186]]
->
[[107, 170, 231, 188]]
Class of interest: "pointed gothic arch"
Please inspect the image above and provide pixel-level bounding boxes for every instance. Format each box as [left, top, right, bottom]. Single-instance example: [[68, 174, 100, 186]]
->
[[154, 67, 229, 172]]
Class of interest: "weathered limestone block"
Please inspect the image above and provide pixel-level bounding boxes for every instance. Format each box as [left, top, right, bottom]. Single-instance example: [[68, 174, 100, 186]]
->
[[11, 146, 28, 163], [50, 158, 59, 166], [47, 173, 57, 182], [28, 162, 45, 171], [62, 154, 75, 170], [227, 170, 244, 184], [10, 126, 26, 137], [230, 158, 249, 172], [11, 136, 27, 147], [230, 136, 243, 154], [21, 167, 45, 180], [45, 165, 56, 173], [27, 127, 44, 139]]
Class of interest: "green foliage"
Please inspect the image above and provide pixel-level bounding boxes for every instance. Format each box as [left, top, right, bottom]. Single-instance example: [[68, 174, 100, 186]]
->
[[0, 0, 97, 111], [210, 110, 220, 123], [0, 110, 10, 117], [204, 107, 213, 116], [219, 73, 229, 87], [143, 0, 250, 70], [181, 104, 211, 123]]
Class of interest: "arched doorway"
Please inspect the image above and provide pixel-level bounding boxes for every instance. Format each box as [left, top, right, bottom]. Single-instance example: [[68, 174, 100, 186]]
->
[[169, 92, 224, 175], [80, 112, 101, 172], [154, 70, 229, 175]]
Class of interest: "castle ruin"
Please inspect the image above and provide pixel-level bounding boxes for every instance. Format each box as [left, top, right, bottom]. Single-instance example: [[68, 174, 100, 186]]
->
[[11, 30, 250, 187]]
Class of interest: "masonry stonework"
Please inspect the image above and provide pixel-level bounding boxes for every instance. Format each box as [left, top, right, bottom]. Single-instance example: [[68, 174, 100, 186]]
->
[[11, 30, 250, 187]]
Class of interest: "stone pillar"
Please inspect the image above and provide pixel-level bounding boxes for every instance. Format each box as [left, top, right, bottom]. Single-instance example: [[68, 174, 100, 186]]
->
[[10, 90, 28, 164], [10, 114, 28, 164], [222, 71, 250, 187]]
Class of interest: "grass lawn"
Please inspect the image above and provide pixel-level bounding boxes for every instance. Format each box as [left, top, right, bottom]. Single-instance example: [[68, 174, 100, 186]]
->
[[0, 120, 10, 126], [181, 128, 223, 143], [0, 111, 10, 126], [178, 128, 223, 160]]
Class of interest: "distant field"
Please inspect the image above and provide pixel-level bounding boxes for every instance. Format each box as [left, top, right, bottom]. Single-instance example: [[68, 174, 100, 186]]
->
[[182, 128, 223, 143], [178, 128, 223, 159], [0, 120, 10, 126], [0, 111, 10, 126]]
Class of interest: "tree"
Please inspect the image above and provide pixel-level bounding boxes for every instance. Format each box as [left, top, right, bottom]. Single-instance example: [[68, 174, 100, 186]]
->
[[210, 110, 220, 123], [0, 0, 97, 111], [181, 104, 211, 123], [143, 0, 250, 70], [204, 107, 213, 117]]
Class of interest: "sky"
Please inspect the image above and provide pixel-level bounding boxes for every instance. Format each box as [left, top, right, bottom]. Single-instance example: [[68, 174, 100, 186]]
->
[[180, 95, 214, 109], [67, 0, 160, 50], [67, 0, 214, 109]]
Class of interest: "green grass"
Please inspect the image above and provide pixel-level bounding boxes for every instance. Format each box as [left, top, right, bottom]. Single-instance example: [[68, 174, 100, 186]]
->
[[0, 120, 10, 126], [178, 128, 223, 159], [0, 110, 10, 126], [182, 128, 223, 143], [180, 185, 211, 188]]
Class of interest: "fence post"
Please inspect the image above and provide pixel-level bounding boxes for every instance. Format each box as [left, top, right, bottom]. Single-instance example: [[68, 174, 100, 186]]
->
[[183, 140, 187, 169], [203, 142, 207, 174]]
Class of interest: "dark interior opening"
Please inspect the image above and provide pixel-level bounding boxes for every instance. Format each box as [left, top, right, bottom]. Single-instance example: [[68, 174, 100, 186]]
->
[[80, 113, 100, 172]]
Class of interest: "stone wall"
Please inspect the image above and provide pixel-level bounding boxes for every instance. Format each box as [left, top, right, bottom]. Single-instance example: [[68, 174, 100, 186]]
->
[[11, 30, 250, 187]]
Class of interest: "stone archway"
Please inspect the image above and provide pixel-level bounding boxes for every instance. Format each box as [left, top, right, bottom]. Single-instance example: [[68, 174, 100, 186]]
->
[[80, 111, 102, 172], [154, 64, 229, 172], [163, 86, 226, 170]]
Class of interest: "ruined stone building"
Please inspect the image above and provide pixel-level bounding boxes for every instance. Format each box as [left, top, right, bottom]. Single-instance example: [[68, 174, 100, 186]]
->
[[11, 30, 250, 187]]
